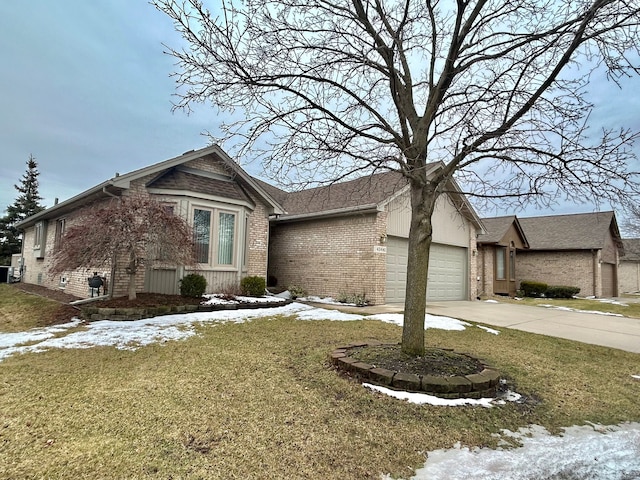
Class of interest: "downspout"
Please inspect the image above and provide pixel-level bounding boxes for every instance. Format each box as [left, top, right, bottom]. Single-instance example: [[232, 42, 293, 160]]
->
[[19, 226, 25, 281], [592, 249, 598, 297]]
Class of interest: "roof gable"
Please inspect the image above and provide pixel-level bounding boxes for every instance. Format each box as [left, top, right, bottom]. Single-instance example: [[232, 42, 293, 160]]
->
[[147, 168, 252, 204], [265, 166, 482, 230], [16, 145, 284, 228], [478, 215, 529, 247], [518, 211, 620, 250]]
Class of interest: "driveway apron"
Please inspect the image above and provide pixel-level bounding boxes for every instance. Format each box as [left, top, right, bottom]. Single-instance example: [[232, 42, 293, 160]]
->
[[426, 301, 640, 354]]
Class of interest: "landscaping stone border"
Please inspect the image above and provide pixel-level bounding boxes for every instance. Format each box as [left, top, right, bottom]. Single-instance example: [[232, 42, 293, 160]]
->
[[81, 299, 293, 321], [330, 342, 501, 399]]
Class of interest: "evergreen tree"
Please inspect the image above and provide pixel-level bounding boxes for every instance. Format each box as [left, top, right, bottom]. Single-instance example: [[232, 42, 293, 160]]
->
[[0, 155, 46, 265]]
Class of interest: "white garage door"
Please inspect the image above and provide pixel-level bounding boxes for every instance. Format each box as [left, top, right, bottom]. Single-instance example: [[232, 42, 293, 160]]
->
[[386, 236, 467, 303]]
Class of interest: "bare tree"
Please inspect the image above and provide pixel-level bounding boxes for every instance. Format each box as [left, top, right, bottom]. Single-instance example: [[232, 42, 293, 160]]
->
[[622, 203, 640, 237], [154, 0, 640, 355], [50, 195, 197, 300]]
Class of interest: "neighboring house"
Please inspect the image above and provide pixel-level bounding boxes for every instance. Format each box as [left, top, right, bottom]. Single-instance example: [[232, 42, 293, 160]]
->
[[619, 238, 640, 293], [477, 216, 529, 297], [263, 166, 484, 305], [479, 211, 622, 297], [15, 146, 283, 298]]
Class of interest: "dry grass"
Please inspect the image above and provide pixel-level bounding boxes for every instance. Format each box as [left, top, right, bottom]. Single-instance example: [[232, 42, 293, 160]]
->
[[1, 310, 640, 479], [0, 284, 74, 332]]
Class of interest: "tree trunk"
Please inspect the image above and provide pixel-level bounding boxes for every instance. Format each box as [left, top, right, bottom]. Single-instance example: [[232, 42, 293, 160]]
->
[[402, 181, 437, 356], [127, 252, 137, 300], [128, 272, 137, 300]]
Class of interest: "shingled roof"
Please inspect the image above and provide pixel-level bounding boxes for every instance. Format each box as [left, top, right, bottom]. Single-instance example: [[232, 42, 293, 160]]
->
[[146, 168, 252, 204], [478, 215, 520, 244], [621, 239, 640, 261], [277, 171, 407, 216], [518, 211, 620, 250]]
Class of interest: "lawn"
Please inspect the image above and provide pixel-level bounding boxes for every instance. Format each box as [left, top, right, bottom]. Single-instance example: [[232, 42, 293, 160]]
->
[[1, 286, 640, 479], [498, 295, 640, 318]]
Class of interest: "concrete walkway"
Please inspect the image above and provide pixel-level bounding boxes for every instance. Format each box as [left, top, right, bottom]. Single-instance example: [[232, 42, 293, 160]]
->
[[426, 301, 640, 354], [314, 300, 640, 354]]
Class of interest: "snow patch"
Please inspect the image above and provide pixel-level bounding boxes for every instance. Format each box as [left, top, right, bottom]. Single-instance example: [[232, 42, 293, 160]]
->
[[363, 383, 510, 408], [405, 422, 640, 479], [476, 325, 500, 335]]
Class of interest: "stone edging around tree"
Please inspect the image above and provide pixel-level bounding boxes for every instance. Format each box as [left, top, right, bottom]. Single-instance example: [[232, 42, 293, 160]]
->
[[80, 299, 293, 321], [330, 342, 501, 399]]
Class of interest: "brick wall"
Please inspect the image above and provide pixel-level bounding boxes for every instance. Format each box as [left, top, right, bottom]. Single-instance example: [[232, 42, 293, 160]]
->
[[18, 153, 275, 299], [246, 199, 269, 278], [619, 261, 640, 293], [268, 212, 387, 305], [516, 250, 597, 297]]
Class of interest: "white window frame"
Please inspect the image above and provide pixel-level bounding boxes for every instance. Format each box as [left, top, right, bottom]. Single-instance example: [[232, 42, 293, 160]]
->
[[33, 222, 43, 250], [191, 205, 239, 269]]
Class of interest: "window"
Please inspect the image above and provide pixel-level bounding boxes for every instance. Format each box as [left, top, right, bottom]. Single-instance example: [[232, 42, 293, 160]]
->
[[243, 215, 249, 269], [218, 212, 235, 265], [34, 222, 43, 249], [193, 207, 237, 267], [33, 221, 47, 258], [194, 209, 211, 264], [496, 247, 506, 280], [509, 249, 516, 281], [54, 218, 66, 249]]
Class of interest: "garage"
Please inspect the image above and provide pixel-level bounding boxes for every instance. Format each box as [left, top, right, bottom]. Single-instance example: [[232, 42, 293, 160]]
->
[[385, 236, 468, 303]]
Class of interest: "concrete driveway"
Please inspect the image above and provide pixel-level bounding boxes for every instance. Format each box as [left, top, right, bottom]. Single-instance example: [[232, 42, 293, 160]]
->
[[426, 300, 640, 354]]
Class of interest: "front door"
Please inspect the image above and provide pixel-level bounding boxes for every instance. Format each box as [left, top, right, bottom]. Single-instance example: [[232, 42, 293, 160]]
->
[[494, 245, 517, 296]]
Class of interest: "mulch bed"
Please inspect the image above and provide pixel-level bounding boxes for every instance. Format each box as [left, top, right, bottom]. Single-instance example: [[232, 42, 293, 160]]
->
[[96, 293, 207, 308], [12, 282, 82, 304], [11, 283, 83, 326]]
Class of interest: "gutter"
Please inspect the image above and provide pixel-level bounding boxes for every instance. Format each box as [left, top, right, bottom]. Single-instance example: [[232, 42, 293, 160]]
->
[[271, 204, 381, 223], [15, 180, 117, 229]]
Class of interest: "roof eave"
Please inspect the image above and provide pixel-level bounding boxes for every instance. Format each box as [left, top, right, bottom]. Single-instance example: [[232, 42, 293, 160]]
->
[[15, 182, 121, 229], [271, 204, 380, 223]]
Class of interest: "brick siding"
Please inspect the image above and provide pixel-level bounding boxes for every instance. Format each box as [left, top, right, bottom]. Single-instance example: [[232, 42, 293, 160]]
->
[[268, 212, 387, 305], [516, 250, 598, 297], [19, 155, 272, 299], [619, 261, 640, 293]]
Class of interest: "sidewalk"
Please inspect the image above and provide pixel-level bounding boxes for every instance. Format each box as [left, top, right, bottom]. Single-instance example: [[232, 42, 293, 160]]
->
[[311, 300, 640, 354]]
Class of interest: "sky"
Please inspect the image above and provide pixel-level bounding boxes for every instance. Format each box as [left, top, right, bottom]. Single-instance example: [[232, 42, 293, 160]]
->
[[1, 1, 639, 226], [1, 298, 639, 477]]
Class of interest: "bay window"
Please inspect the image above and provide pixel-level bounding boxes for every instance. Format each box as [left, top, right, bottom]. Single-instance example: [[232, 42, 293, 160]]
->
[[193, 207, 237, 267]]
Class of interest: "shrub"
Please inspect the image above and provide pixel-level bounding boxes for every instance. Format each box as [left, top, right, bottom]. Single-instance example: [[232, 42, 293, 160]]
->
[[288, 285, 307, 300], [240, 276, 266, 297], [219, 282, 243, 297], [545, 285, 581, 299], [180, 273, 207, 298], [520, 280, 548, 298], [336, 292, 369, 306]]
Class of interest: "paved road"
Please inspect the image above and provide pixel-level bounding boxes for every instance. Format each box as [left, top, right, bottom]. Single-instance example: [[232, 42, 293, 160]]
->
[[426, 300, 640, 354]]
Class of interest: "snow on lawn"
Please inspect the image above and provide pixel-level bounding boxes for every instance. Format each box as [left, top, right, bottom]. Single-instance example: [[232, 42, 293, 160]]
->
[[364, 383, 500, 408], [404, 422, 640, 480], [2, 302, 638, 477], [201, 294, 288, 305], [0, 302, 494, 362]]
